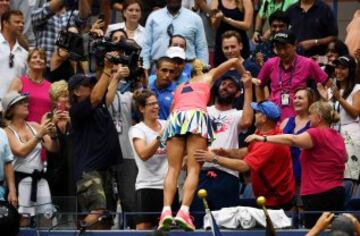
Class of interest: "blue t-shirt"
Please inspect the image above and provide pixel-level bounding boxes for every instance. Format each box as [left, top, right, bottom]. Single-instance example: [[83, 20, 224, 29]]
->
[[0, 129, 13, 200], [149, 79, 176, 120]]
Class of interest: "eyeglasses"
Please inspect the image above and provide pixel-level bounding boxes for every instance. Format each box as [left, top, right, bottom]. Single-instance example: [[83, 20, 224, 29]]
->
[[9, 53, 14, 68], [167, 23, 174, 37]]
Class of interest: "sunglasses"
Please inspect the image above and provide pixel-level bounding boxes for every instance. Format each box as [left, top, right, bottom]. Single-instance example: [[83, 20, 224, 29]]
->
[[9, 53, 14, 68], [167, 23, 174, 37]]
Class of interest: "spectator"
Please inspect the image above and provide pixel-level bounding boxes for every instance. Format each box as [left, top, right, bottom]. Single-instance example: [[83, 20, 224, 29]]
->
[[158, 58, 246, 231], [321, 40, 349, 78], [107, 0, 145, 47], [167, 35, 191, 84], [9, 48, 51, 123], [141, 0, 208, 71], [49, 26, 87, 83], [306, 212, 360, 236], [247, 10, 294, 77], [191, 73, 253, 227], [210, 0, 253, 65], [106, 63, 138, 229], [345, 9, 360, 57], [251, 0, 297, 44], [0, 10, 27, 100], [3, 91, 59, 226], [31, 0, 91, 67], [286, 0, 338, 57], [129, 90, 178, 230], [10, 0, 46, 48], [195, 100, 295, 210], [0, 0, 9, 17], [44, 80, 74, 197], [280, 88, 315, 210], [0, 126, 17, 208], [329, 55, 360, 203], [245, 101, 346, 228], [256, 30, 330, 121], [68, 65, 122, 228], [149, 57, 177, 120]]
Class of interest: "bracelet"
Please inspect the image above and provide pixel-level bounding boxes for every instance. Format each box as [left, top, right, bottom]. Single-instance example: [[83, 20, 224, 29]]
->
[[263, 136, 267, 142]]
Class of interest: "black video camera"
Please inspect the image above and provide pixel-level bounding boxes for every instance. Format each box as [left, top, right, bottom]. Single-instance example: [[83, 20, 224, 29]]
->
[[56, 30, 85, 60], [90, 38, 144, 80]]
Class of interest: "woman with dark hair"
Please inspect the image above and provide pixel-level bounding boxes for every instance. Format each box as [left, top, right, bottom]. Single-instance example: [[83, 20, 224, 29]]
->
[[129, 90, 178, 230], [107, 0, 145, 47], [330, 55, 360, 203], [322, 40, 349, 78], [246, 101, 346, 228]]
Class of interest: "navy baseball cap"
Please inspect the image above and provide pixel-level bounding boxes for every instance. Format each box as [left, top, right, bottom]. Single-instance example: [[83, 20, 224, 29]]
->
[[68, 74, 97, 91], [251, 101, 281, 121]]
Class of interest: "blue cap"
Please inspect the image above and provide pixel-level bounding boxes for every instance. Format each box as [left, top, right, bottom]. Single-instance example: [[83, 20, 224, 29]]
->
[[251, 101, 281, 121]]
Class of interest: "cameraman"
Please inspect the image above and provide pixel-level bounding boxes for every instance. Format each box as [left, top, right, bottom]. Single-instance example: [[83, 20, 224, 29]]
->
[[68, 56, 123, 229]]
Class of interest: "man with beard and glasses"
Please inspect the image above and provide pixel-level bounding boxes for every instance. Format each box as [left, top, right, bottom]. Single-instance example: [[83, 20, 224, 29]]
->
[[190, 73, 253, 228], [141, 0, 208, 72]]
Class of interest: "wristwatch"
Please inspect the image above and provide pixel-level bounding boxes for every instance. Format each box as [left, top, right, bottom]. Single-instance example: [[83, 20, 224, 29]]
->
[[211, 155, 219, 164], [156, 135, 161, 142]]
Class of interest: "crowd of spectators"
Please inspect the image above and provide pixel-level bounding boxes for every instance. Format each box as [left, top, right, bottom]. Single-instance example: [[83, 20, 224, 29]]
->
[[0, 0, 359, 233]]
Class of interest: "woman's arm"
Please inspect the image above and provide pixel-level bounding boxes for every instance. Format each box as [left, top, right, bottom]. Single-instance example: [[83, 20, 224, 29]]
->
[[245, 132, 314, 149], [8, 78, 22, 92], [207, 58, 246, 84], [335, 90, 360, 119], [5, 122, 51, 157], [105, 65, 129, 106], [31, 122, 59, 153], [132, 137, 162, 161], [222, 0, 253, 31], [209, 0, 223, 30]]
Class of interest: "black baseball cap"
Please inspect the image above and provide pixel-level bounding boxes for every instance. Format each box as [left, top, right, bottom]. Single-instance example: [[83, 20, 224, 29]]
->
[[272, 30, 296, 45]]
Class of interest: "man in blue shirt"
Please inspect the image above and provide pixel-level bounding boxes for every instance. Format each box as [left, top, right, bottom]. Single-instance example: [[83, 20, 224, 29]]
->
[[149, 57, 177, 120], [141, 0, 208, 71]]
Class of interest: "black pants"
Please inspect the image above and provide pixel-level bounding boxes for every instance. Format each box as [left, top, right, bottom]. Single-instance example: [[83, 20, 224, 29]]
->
[[302, 186, 345, 228]]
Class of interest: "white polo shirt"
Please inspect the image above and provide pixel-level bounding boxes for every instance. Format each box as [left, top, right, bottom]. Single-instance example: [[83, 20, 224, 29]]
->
[[0, 33, 28, 101]]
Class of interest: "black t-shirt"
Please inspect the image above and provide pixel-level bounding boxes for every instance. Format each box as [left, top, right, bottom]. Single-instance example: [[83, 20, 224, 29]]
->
[[70, 98, 122, 181], [286, 0, 338, 56]]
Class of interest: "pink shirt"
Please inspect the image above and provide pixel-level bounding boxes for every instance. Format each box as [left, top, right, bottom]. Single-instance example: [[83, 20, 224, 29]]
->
[[258, 55, 328, 120], [300, 128, 346, 196], [20, 75, 51, 123], [173, 82, 210, 112]]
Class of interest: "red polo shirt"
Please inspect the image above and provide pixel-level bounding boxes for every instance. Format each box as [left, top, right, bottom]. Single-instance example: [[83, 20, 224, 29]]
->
[[244, 127, 295, 207]]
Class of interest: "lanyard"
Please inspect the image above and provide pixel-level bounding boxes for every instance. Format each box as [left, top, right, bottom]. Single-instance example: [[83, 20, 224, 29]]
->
[[278, 58, 297, 93]]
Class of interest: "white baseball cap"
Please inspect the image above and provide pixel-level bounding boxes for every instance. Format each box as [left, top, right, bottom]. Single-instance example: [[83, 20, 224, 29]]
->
[[166, 46, 186, 60]]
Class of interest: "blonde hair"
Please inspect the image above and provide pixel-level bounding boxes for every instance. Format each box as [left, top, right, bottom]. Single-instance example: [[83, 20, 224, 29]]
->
[[27, 48, 47, 64], [49, 80, 68, 102], [191, 59, 204, 77], [309, 101, 340, 125]]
